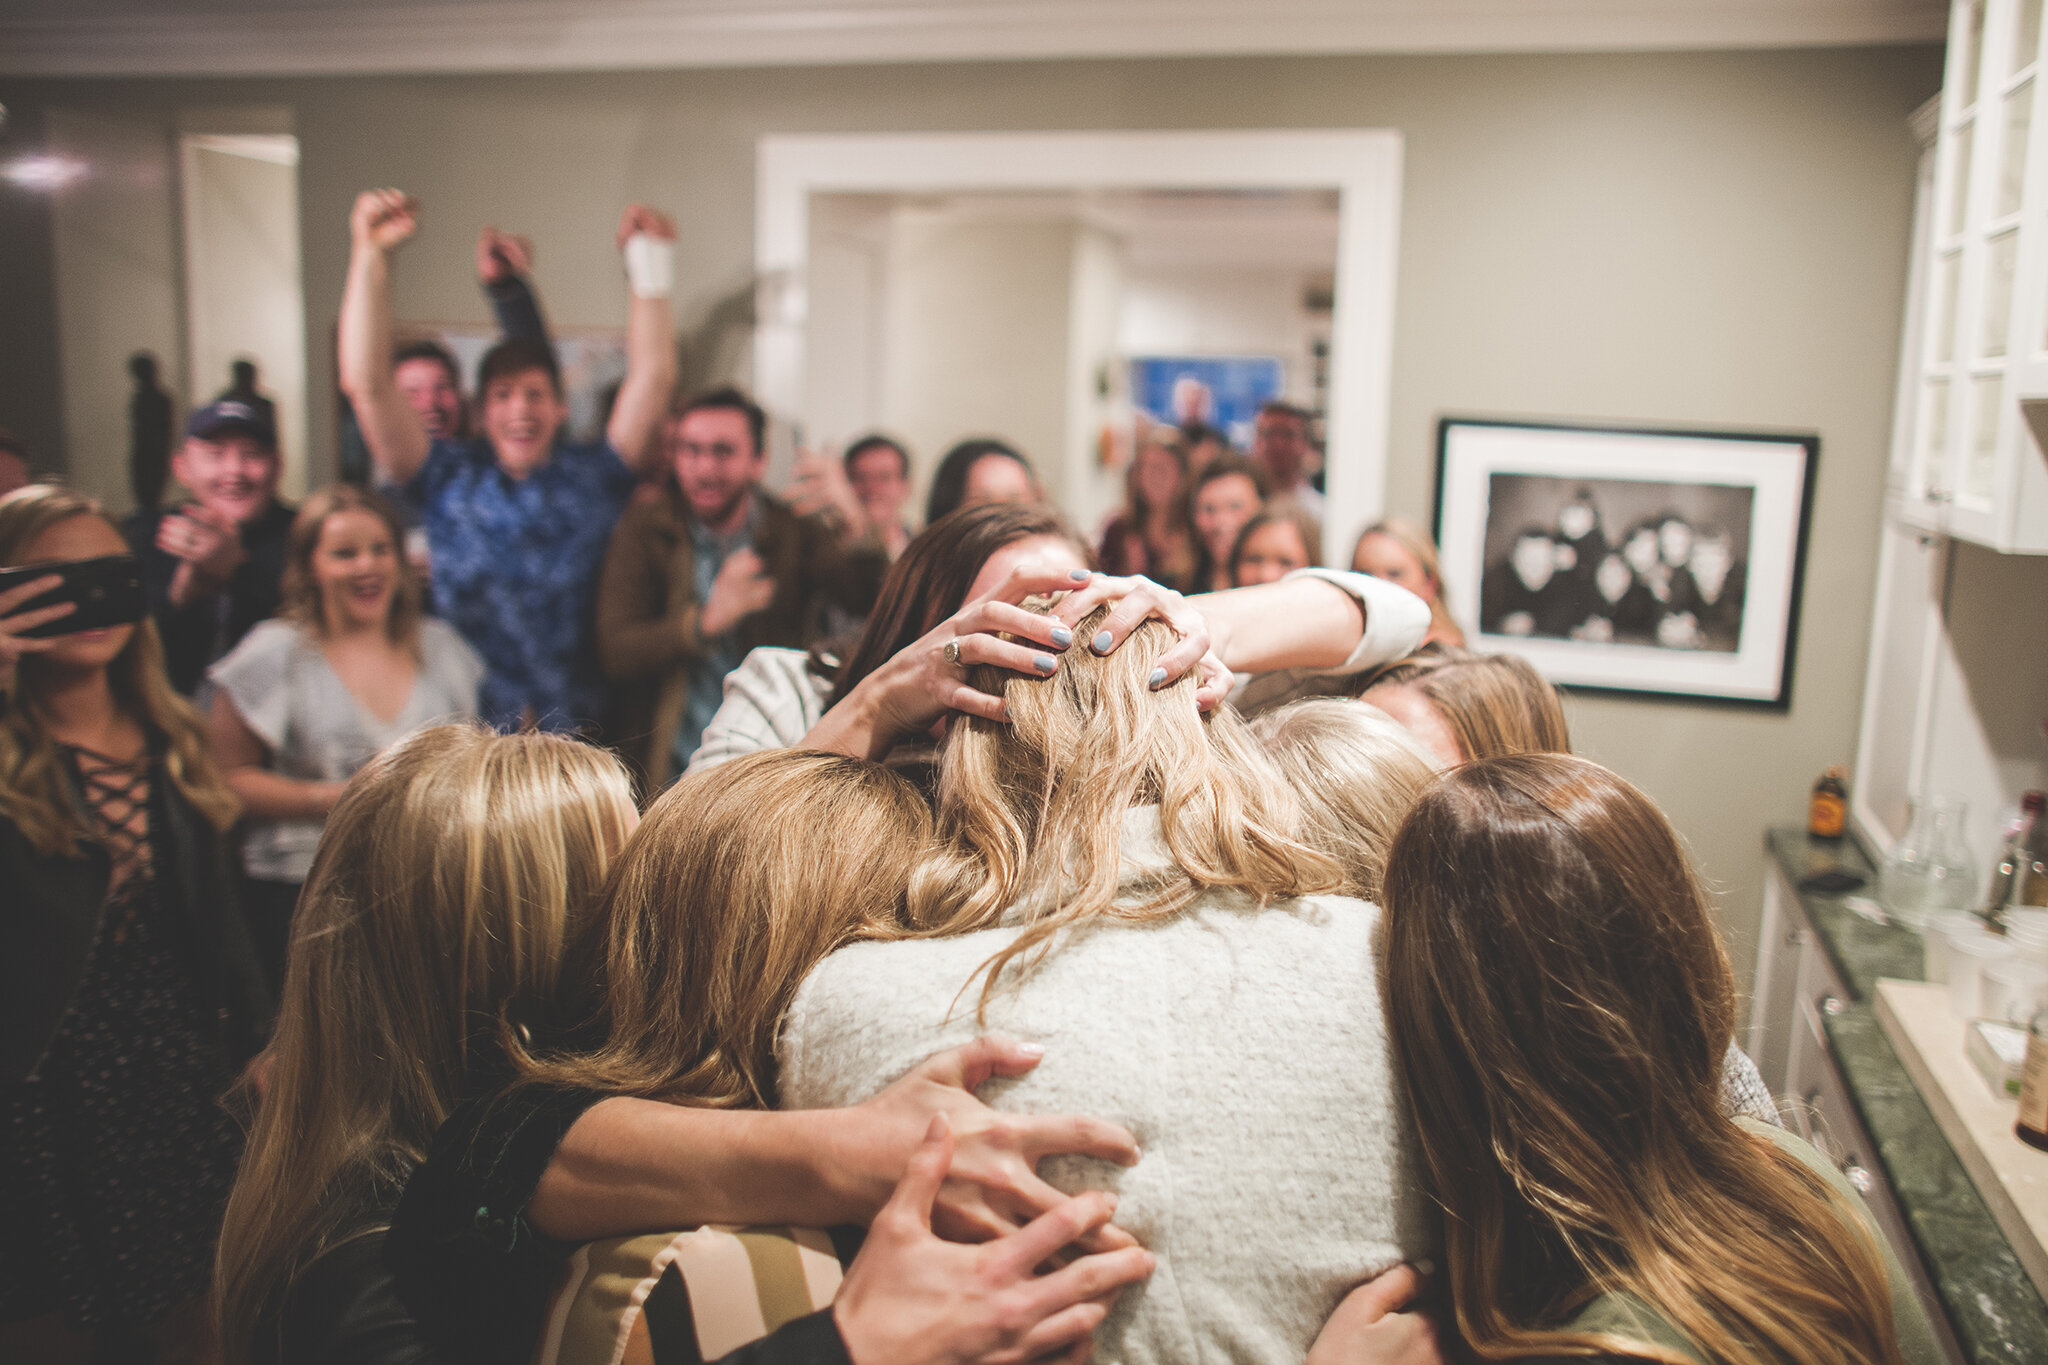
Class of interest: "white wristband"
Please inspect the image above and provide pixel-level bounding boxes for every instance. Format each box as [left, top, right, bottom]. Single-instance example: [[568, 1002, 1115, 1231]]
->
[[623, 233, 674, 299]]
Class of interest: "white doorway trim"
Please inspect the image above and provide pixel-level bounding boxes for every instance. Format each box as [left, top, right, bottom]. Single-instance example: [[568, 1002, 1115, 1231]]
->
[[754, 128, 1404, 552]]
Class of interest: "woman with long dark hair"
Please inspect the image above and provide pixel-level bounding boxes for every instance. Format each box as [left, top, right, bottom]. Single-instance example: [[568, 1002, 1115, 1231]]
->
[[1097, 432, 1195, 589], [0, 484, 266, 1363], [1380, 754, 1940, 1365], [922, 438, 1038, 525]]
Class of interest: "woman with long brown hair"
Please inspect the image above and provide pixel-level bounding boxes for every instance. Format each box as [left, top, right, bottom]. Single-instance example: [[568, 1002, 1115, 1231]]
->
[[1097, 432, 1196, 588], [0, 483, 265, 1364], [207, 483, 481, 985], [1380, 754, 1940, 1365]]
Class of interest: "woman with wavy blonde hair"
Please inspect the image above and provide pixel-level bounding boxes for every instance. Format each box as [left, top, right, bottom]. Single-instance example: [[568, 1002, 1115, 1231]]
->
[[527, 749, 937, 1109], [1251, 698, 1440, 904], [1382, 754, 1939, 1365], [0, 483, 262, 1362], [778, 595, 1437, 1365], [217, 723, 637, 1365]]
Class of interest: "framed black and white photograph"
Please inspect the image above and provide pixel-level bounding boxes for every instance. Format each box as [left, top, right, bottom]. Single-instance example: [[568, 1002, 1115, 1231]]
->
[[1434, 417, 1817, 707]]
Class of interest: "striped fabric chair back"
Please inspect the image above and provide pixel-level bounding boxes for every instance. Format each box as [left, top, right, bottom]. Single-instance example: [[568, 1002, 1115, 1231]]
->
[[531, 1225, 853, 1365]]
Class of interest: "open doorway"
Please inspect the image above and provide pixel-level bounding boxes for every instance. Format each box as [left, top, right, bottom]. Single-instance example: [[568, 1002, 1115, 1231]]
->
[[755, 129, 1402, 557], [179, 132, 308, 498], [804, 187, 1338, 535]]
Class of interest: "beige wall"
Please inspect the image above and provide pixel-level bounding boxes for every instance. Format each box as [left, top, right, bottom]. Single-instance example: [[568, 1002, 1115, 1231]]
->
[[180, 140, 309, 498], [45, 107, 182, 514], [0, 45, 1944, 1001], [880, 211, 1076, 515]]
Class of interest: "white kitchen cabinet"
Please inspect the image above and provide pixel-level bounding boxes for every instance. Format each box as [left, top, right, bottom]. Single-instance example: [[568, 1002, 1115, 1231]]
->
[[1899, 0, 2048, 552]]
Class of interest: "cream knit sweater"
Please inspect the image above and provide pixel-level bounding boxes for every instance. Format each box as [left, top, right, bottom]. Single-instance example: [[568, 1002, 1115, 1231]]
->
[[776, 820, 1434, 1365]]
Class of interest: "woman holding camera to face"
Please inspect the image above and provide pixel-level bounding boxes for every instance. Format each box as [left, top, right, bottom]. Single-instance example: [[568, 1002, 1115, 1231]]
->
[[0, 483, 269, 1364]]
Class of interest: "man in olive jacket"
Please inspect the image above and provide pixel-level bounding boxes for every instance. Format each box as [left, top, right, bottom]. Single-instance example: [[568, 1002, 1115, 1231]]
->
[[596, 386, 887, 790]]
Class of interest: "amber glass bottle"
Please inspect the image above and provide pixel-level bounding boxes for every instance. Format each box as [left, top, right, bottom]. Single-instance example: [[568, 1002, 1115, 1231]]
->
[[1808, 766, 1848, 840]]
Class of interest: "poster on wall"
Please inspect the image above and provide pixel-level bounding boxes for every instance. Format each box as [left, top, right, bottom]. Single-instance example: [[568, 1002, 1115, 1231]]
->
[[1434, 417, 1817, 708], [1128, 355, 1284, 450]]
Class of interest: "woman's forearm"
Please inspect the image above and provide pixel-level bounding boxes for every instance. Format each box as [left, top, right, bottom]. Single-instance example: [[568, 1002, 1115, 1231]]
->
[[1199, 576, 1368, 673], [224, 768, 348, 820], [527, 1098, 874, 1241], [1202, 569, 1431, 676]]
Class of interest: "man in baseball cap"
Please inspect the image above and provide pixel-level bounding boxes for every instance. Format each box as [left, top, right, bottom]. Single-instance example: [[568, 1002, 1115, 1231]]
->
[[123, 395, 297, 694]]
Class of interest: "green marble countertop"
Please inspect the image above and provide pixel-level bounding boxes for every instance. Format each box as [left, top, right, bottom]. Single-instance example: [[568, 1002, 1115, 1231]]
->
[[1767, 828, 2048, 1364]]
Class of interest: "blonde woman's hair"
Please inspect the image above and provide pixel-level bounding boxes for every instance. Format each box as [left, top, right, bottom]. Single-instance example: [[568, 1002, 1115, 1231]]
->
[[1383, 755, 1907, 1365], [1251, 699, 1440, 903], [277, 484, 423, 647], [523, 749, 932, 1110], [216, 725, 636, 1365], [0, 483, 238, 854], [1354, 517, 1463, 646], [1362, 647, 1570, 761], [911, 601, 1344, 1013]]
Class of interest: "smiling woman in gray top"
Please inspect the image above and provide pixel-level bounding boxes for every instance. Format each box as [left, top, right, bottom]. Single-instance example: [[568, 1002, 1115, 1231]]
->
[[208, 485, 480, 984]]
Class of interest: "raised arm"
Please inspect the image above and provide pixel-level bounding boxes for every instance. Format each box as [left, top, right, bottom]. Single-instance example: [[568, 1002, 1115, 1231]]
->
[[1197, 569, 1429, 675], [605, 205, 679, 475], [476, 225, 551, 346], [337, 189, 432, 486]]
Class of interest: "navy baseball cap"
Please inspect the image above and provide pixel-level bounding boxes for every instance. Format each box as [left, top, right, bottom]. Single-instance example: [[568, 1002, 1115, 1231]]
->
[[186, 399, 277, 449]]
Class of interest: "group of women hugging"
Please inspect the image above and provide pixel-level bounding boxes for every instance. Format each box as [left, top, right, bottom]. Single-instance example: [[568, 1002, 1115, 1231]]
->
[[1, 478, 1943, 1365]]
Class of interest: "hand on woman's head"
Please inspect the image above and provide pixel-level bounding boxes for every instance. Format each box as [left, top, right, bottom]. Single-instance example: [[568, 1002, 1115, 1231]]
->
[[851, 562, 1092, 747], [1049, 572, 1228, 711]]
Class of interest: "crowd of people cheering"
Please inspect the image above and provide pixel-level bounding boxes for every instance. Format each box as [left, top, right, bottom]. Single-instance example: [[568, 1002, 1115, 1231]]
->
[[0, 189, 1940, 1365]]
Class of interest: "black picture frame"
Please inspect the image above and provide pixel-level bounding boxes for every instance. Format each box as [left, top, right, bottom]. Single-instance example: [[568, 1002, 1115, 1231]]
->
[[1432, 416, 1818, 709]]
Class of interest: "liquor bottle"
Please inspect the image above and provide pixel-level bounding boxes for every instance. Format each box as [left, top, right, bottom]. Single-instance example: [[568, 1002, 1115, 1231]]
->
[[1987, 791, 2045, 925], [1808, 767, 1848, 840], [2018, 1002, 2048, 1151]]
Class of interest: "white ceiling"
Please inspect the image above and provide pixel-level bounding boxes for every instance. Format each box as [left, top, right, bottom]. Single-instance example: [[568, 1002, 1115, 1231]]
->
[[0, 0, 1948, 79]]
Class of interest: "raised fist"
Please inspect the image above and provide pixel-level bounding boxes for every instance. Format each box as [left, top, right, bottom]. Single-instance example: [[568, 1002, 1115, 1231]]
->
[[351, 189, 419, 253], [614, 203, 677, 252], [475, 225, 534, 285]]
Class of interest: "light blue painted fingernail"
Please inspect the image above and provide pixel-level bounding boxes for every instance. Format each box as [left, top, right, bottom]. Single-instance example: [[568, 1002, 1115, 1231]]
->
[[1149, 667, 1168, 687], [1050, 626, 1073, 647], [1035, 653, 1057, 674], [1093, 630, 1114, 653], [1069, 568, 1091, 582]]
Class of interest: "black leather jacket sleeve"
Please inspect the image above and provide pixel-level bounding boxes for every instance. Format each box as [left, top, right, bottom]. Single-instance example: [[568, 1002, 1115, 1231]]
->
[[384, 1083, 606, 1365], [254, 1232, 455, 1365]]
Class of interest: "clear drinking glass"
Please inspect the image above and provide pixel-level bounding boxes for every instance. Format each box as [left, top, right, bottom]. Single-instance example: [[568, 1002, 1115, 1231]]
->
[[1884, 794, 1984, 930]]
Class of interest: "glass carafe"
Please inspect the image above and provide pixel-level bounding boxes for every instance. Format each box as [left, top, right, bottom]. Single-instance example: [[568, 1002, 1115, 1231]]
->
[[1883, 794, 1983, 931]]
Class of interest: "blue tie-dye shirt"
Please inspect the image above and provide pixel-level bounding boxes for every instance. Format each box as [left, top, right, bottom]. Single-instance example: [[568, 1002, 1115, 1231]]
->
[[395, 437, 636, 732]]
